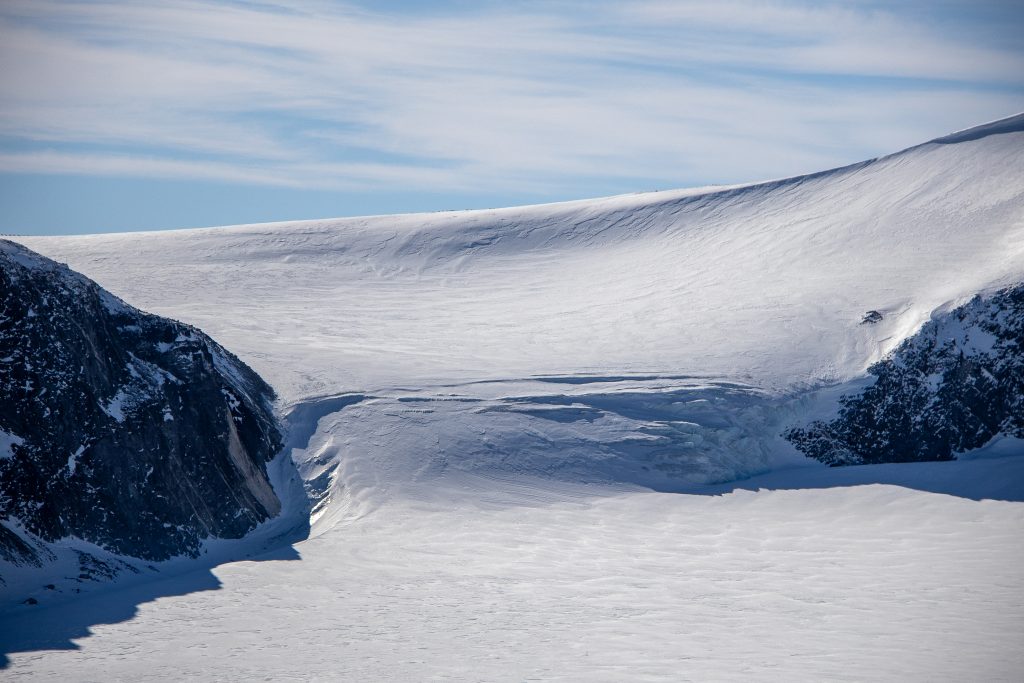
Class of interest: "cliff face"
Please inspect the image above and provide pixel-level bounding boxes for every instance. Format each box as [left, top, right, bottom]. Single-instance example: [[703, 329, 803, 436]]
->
[[0, 240, 283, 564], [786, 285, 1024, 465]]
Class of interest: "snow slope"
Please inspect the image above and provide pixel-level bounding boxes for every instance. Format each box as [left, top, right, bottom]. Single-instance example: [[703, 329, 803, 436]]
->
[[3, 114, 1024, 680], [15, 114, 1024, 400]]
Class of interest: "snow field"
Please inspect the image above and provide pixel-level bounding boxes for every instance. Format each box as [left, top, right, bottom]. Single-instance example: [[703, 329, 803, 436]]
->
[[3, 461, 1023, 681]]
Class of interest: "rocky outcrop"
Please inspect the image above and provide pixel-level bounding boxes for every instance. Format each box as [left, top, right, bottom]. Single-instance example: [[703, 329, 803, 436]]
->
[[0, 240, 283, 563], [786, 285, 1024, 465]]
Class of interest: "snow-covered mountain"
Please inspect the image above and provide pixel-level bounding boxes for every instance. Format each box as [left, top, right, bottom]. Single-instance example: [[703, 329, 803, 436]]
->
[[16, 114, 1023, 403], [13, 114, 1024, 491], [1, 114, 1022, 680]]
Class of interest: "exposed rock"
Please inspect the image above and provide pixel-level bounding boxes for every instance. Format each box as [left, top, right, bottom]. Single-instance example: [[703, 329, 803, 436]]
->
[[0, 524, 45, 568], [0, 240, 283, 563], [787, 285, 1024, 465]]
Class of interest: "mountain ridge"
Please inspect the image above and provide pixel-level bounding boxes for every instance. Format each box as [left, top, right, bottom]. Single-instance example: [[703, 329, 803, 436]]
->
[[14, 111, 1018, 239]]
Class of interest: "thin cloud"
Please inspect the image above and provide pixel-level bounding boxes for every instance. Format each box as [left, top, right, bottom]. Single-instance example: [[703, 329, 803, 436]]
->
[[0, 0, 1021, 198]]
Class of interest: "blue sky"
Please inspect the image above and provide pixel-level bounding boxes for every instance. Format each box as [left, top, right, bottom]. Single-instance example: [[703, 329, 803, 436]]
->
[[1, 0, 1022, 235]]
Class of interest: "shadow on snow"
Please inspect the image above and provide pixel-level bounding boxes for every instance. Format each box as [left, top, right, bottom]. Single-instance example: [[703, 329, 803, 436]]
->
[[0, 397, 337, 668]]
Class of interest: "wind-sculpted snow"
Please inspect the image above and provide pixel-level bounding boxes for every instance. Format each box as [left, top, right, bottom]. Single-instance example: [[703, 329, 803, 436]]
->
[[786, 285, 1024, 465], [0, 241, 291, 603]]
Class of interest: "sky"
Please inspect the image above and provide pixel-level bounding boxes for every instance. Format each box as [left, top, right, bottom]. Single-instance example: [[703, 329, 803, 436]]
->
[[0, 0, 1022, 235]]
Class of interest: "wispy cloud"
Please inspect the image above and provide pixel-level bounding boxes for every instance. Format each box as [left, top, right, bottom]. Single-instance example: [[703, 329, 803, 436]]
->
[[0, 0, 1022, 200]]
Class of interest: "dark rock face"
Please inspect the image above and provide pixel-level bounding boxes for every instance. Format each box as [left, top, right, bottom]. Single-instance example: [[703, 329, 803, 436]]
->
[[860, 310, 883, 325], [787, 285, 1024, 465], [0, 240, 283, 561], [0, 523, 50, 570]]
